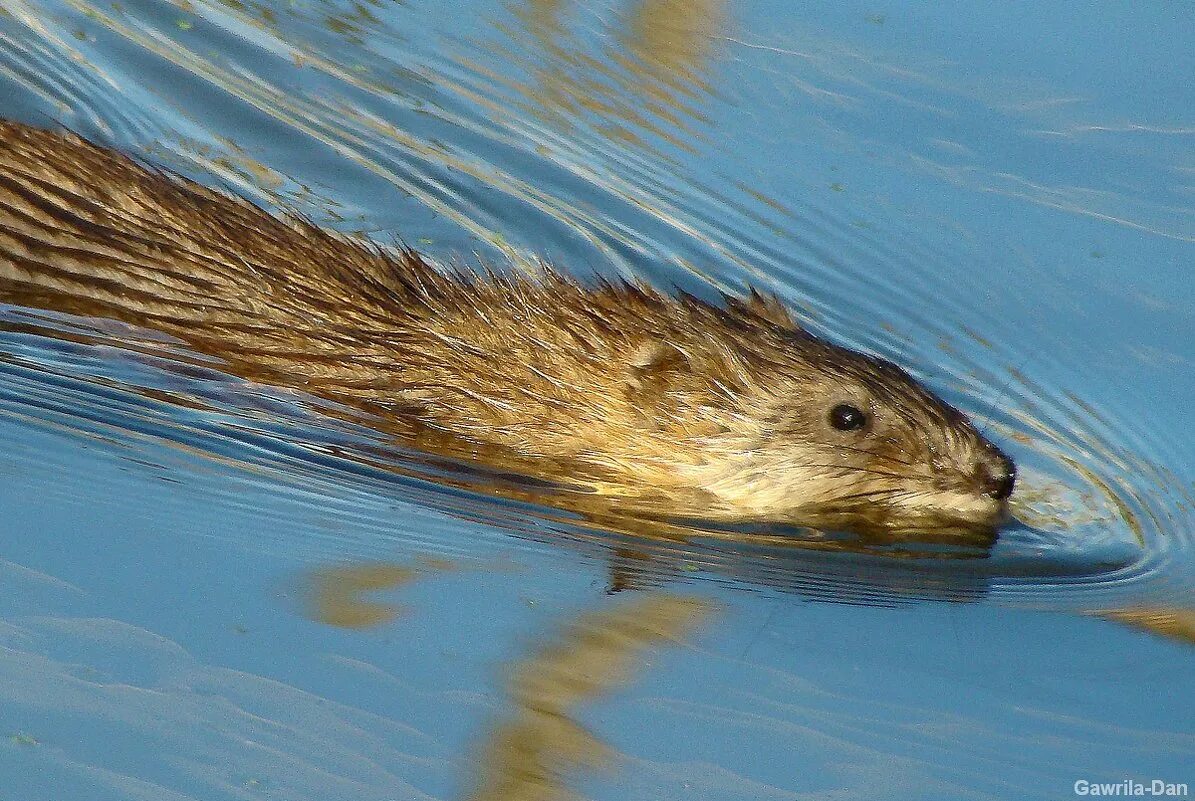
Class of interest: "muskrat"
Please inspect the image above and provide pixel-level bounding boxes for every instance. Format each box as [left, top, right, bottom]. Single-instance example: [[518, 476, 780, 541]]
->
[[0, 120, 1014, 537]]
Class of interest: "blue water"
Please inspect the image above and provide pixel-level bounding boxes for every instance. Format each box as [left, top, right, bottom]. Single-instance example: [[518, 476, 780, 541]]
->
[[0, 1, 1192, 799]]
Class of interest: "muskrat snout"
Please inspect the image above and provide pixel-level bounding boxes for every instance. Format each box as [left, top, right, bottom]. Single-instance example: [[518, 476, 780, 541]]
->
[[977, 444, 1016, 501]]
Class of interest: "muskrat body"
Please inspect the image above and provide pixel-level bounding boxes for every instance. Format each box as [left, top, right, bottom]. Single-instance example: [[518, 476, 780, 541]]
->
[[0, 120, 1014, 536]]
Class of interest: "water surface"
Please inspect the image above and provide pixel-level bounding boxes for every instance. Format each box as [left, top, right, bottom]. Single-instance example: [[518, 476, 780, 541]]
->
[[0, 1, 1193, 799]]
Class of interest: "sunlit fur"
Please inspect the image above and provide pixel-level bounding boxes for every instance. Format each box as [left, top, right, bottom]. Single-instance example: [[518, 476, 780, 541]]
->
[[0, 121, 1012, 536]]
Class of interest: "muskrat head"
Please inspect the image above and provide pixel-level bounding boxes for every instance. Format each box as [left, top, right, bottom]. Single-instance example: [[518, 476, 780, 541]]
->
[[626, 304, 1015, 538]]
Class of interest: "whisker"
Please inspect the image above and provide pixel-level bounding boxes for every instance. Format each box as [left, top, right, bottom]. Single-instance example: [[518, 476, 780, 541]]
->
[[798, 462, 919, 482], [816, 487, 905, 504], [829, 443, 918, 469]]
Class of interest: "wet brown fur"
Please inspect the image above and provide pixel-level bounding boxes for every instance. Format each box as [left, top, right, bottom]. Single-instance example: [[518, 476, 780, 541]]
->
[[0, 120, 1013, 536]]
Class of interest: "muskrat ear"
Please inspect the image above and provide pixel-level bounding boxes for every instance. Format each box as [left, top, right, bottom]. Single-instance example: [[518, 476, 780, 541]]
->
[[629, 340, 690, 378], [626, 340, 691, 416], [727, 287, 801, 330]]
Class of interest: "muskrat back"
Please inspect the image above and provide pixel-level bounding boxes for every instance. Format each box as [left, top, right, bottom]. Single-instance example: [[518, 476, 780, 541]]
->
[[0, 120, 1015, 537]]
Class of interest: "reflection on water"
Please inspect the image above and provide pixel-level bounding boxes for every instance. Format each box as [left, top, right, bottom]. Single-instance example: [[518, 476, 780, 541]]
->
[[301, 560, 453, 628], [481, 0, 725, 155], [1098, 608, 1195, 647], [467, 592, 714, 801], [301, 556, 718, 799], [625, 0, 726, 85]]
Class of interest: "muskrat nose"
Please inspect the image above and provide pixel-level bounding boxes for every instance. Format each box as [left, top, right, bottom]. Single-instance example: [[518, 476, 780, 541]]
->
[[978, 446, 1017, 500]]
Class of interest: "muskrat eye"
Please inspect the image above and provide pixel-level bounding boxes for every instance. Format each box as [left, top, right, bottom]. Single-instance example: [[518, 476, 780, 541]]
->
[[829, 403, 868, 432]]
